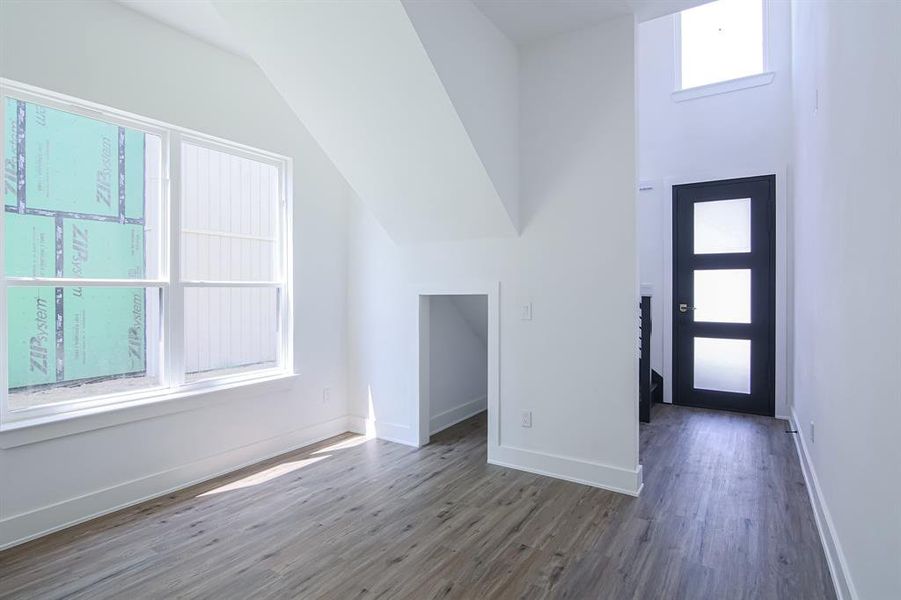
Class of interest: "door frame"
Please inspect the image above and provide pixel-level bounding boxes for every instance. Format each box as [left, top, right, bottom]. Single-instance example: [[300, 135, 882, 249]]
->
[[413, 281, 500, 450], [672, 175, 776, 416], [659, 166, 790, 419]]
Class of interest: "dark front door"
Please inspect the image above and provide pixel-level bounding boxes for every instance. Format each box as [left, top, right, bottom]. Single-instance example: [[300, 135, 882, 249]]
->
[[673, 175, 775, 416]]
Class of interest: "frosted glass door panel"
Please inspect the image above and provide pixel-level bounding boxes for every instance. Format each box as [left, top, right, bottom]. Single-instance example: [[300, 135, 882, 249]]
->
[[694, 269, 751, 323], [694, 198, 751, 254], [694, 337, 751, 393]]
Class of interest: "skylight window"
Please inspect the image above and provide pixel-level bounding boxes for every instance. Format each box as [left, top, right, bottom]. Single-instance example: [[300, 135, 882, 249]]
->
[[679, 0, 765, 90]]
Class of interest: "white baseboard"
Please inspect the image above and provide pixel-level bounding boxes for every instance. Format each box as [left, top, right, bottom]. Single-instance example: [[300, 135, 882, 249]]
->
[[0, 415, 357, 551], [363, 417, 417, 447], [346, 414, 367, 435], [488, 444, 642, 497], [788, 410, 857, 600], [430, 395, 487, 435]]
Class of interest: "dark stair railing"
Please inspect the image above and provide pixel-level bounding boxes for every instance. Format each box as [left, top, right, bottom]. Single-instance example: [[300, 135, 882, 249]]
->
[[639, 295, 652, 423]]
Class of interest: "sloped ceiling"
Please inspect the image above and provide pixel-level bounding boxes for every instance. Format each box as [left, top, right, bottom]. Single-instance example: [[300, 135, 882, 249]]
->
[[118, 0, 248, 57], [450, 295, 489, 346], [401, 0, 519, 231], [213, 0, 518, 243]]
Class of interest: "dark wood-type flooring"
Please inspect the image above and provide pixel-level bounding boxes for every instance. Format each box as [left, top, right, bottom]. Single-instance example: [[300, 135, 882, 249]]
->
[[0, 404, 835, 599]]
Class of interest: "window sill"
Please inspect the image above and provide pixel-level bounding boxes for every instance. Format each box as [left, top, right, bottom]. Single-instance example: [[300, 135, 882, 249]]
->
[[0, 371, 298, 449], [672, 72, 775, 102]]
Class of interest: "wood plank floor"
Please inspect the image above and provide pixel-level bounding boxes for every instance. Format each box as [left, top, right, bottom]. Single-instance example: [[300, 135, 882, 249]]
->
[[0, 404, 835, 599]]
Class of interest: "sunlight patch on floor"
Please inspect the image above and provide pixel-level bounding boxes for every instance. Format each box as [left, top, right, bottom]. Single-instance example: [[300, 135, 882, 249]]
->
[[198, 455, 329, 497], [313, 436, 369, 454]]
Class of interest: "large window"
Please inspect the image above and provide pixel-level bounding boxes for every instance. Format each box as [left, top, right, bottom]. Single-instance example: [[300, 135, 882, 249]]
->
[[1, 81, 291, 424], [678, 0, 765, 90]]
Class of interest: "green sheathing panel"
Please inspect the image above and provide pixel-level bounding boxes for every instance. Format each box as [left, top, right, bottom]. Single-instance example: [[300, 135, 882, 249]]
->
[[63, 287, 145, 381], [5, 212, 55, 277], [25, 103, 120, 217], [5, 98, 148, 391], [7, 287, 56, 388], [62, 219, 144, 279]]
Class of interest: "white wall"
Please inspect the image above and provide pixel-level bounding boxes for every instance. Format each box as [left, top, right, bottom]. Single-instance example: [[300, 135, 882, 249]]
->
[[637, 0, 792, 413], [790, 1, 901, 597], [402, 0, 520, 229], [638, 1, 792, 181], [427, 296, 488, 435], [348, 16, 641, 494], [0, 0, 353, 548]]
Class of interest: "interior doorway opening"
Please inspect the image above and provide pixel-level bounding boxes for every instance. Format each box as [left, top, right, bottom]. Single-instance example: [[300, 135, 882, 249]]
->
[[418, 294, 488, 445]]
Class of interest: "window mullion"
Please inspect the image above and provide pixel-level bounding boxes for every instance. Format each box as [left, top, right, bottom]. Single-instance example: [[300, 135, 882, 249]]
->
[[279, 162, 293, 374], [166, 134, 186, 389]]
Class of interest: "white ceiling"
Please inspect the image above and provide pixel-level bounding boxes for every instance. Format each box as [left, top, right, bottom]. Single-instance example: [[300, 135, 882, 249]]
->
[[471, 0, 631, 45], [472, 0, 712, 45], [117, 0, 246, 57]]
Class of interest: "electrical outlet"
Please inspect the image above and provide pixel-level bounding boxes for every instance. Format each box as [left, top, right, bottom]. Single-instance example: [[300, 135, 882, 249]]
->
[[520, 303, 532, 321], [810, 421, 815, 443], [322, 387, 331, 403], [521, 410, 532, 428]]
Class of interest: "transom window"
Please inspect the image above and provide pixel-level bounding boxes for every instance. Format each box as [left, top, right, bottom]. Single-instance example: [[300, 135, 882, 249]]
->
[[1, 80, 291, 424], [678, 0, 765, 90]]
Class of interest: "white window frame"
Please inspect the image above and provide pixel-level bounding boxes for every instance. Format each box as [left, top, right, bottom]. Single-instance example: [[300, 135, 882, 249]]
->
[[672, 0, 775, 101], [0, 79, 294, 432]]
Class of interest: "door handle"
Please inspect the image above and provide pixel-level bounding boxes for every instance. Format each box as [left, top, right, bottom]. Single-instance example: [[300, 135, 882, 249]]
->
[[679, 303, 696, 313]]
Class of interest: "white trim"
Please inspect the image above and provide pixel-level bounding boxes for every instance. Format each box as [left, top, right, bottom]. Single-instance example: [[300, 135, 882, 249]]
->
[[181, 228, 277, 243], [430, 394, 487, 435], [0, 414, 356, 551], [364, 418, 417, 447], [489, 446, 643, 496], [0, 92, 6, 437], [673, 11, 683, 91], [413, 282, 500, 450], [787, 411, 858, 600], [672, 72, 775, 102], [661, 166, 789, 421], [0, 372, 297, 448], [166, 135, 184, 390], [345, 414, 367, 436], [6, 278, 169, 287]]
